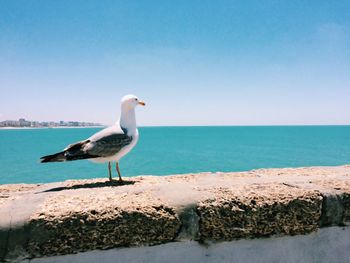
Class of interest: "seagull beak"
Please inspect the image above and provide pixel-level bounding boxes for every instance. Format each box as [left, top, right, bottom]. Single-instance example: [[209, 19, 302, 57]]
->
[[138, 101, 146, 106]]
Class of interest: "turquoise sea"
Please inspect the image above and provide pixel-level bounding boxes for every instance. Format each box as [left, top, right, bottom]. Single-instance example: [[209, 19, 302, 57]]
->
[[0, 126, 350, 184]]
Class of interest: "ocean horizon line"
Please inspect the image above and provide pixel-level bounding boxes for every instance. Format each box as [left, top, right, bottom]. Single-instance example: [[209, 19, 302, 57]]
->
[[1, 124, 350, 130], [139, 124, 350, 128]]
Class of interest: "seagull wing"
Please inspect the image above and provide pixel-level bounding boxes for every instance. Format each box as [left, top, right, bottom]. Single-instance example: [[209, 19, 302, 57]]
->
[[84, 125, 133, 157], [40, 125, 132, 162]]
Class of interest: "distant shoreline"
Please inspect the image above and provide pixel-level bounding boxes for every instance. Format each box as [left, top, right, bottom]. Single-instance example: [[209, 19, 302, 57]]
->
[[0, 126, 106, 130], [1, 125, 350, 130]]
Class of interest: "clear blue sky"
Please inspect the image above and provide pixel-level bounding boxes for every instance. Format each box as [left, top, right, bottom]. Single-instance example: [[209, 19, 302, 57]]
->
[[1, 0, 350, 126]]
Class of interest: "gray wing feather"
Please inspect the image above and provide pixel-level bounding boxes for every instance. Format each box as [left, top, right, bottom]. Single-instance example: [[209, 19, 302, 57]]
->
[[86, 133, 132, 157]]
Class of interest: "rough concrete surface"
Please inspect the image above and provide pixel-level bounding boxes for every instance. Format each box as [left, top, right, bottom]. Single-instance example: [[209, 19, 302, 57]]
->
[[23, 227, 350, 263], [1, 165, 350, 261]]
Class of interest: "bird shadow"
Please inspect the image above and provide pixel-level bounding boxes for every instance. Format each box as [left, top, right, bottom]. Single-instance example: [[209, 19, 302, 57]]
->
[[38, 180, 135, 193]]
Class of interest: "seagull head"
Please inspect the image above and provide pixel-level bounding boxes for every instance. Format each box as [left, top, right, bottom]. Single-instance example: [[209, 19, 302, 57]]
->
[[121, 94, 146, 110]]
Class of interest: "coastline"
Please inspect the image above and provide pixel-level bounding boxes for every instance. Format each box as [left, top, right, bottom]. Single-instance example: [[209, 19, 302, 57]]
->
[[2, 124, 350, 130], [0, 126, 106, 130]]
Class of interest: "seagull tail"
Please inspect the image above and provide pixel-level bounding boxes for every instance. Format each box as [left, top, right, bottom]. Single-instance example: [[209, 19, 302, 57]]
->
[[40, 151, 66, 163]]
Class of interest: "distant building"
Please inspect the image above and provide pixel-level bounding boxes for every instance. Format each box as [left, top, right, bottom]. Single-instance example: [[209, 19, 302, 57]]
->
[[31, 121, 40, 127], [19, 118, 31, 127], [0, 118, 102, 128], [1, 120, 20, 127]]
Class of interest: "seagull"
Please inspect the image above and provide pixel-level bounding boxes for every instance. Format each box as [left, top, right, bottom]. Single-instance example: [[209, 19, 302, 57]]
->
[[40, 94, 145, 182]]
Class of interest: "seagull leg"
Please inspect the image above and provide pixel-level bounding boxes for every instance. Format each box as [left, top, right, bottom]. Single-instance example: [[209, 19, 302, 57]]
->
[[108, 162, 112, 181], [116, 162, 123, 182]]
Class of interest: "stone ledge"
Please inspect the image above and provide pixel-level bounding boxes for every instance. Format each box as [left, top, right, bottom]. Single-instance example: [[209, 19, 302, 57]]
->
[[1, 165, 350, 261], [21, 227, 350, 263]]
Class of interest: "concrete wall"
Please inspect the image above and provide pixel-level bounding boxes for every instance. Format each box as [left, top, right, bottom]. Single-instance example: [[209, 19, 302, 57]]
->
[[1, 165, 350, 262], [24, 227, 350, 263]]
